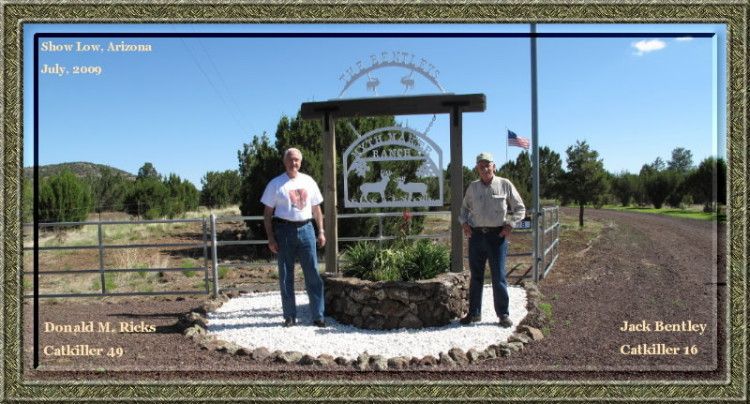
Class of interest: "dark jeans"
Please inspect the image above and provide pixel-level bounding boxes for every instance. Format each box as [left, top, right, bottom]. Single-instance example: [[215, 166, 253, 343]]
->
[[274, 222, 324, 321], [467, 229, 509, 318]]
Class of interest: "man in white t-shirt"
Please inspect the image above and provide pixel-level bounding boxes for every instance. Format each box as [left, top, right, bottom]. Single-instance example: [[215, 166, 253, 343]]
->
[[261, 148, 327, 327]]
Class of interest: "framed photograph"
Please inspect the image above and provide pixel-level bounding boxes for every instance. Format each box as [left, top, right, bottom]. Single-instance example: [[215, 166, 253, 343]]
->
[[3, 2, 746, 402]]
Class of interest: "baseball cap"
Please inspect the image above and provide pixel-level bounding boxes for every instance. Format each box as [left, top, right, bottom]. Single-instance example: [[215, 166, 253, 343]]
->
[[476, 152, 493, 163]]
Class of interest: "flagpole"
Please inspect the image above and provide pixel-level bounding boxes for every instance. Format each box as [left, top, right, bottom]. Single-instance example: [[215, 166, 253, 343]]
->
[[505, 127, 508, 163], [530, 22, 541, 283]]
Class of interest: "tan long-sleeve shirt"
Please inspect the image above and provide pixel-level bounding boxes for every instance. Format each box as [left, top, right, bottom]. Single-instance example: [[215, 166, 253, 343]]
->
[[459, 176, 526, 228]]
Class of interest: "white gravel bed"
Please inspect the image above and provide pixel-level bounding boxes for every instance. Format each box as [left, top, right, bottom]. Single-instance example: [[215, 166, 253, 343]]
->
[[207, 285, 527, 360]]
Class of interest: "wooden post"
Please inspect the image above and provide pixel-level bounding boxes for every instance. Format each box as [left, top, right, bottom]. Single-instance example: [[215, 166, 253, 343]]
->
[[322, 112, 338, 274], [449, 106, 463, 272]]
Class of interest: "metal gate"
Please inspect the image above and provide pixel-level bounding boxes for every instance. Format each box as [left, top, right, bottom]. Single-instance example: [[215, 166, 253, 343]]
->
[[23, 218, 213, 299], [23, 206, 559, 299]]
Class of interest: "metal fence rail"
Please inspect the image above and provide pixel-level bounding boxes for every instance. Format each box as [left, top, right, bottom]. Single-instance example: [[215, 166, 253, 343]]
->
[[24, 206, 560, 298], [23, 218, 213, 299], [540, 206, 561, 280]]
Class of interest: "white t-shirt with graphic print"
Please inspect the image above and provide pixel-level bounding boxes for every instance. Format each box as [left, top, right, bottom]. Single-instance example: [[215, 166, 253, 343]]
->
[[260, 172, 323, 222]]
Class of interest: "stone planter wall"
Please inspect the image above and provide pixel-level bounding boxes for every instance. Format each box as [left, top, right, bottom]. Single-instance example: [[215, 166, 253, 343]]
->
[[189, 280, 547, 369], [323, 272, 469, 330]]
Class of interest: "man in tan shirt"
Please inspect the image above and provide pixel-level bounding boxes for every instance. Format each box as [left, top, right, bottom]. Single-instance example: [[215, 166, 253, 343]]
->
[[458, 152, 526, 327]]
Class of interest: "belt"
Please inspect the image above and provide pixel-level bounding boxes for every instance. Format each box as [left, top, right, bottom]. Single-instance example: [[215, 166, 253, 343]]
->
[[473, 226, 503, 234], [272, 217, 312, 227]]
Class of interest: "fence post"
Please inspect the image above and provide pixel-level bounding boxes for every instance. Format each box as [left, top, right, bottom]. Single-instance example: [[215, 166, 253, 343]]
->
[[540, 209, 545, 281], [210, 214, 219, 298], [202, 218, 210, 295], [98, 222, 106, 294]]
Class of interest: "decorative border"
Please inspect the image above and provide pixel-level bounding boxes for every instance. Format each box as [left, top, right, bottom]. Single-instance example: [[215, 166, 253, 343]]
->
[[2, 2, 746, 402]]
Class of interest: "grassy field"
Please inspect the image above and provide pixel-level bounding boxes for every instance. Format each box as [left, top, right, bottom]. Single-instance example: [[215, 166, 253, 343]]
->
[[599, 204, 725, 222]]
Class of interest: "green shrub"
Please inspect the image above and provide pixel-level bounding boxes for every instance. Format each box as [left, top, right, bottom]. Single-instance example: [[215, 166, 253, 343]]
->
[[401, 240, 450, 281], [341, 241, 380, 280], [38, 169, 92, 223], [200, 170, 242, 208], [342, 239, 450, 282], [123, 164, 199, 219], [370, 249, 405, 282]]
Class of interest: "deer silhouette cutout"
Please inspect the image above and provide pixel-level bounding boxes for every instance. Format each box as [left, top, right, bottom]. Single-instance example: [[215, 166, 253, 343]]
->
[[366, 76, 380, 93], [396, 177, 427, 201], [359, 171, 392, 202], [401, 73, 414, 91]]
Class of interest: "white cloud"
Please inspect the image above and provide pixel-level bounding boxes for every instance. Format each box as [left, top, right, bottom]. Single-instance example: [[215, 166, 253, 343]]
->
[[632, 39, 667, 56], [675, 36, 694, 42]]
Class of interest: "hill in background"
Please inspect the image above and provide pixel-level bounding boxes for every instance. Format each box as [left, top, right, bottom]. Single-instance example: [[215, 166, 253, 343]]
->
[[23, 162, 135, 181]]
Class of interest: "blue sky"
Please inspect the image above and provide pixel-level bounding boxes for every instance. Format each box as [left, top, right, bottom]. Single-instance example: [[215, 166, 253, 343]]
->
[[24, 24, 725, 189]]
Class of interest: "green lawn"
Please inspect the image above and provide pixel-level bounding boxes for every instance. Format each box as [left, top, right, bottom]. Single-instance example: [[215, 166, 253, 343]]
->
[[601, 204, 725, 222]]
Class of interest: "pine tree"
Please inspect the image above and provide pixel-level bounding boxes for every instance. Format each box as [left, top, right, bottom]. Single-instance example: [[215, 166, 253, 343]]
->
[[38, 169, 92, 223], [560, 141, 608, 227]]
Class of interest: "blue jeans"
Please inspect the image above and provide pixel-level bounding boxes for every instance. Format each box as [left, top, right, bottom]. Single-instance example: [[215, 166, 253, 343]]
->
[[467, 229, 509, 318], [274, 222, 324, 321]]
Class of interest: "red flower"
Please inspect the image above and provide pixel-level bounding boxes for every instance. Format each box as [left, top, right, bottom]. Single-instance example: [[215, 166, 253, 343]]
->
[[402, 210, 412, 222]]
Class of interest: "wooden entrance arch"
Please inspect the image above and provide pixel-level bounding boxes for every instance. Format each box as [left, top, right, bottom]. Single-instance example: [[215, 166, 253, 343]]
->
[[301, 93, 486, 273]]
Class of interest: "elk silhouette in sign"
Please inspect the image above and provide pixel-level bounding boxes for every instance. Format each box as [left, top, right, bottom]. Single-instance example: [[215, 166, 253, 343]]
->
[[396, 177, 427, 201], [359, 171, 392, 202], [366, 74, 380, 94], [401, 71, 415, 92]]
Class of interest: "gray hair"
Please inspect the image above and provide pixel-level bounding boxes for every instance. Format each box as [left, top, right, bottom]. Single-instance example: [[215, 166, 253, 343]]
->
[[283, 148, 303, 160]]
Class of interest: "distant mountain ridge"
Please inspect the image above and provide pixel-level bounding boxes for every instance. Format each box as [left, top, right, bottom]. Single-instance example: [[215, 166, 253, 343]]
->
[[23, 162, 135, 181]]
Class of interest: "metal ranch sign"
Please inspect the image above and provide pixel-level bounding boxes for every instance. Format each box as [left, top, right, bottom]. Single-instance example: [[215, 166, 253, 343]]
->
[[342, 126, 444, 208], [338, 52, 445, 209]]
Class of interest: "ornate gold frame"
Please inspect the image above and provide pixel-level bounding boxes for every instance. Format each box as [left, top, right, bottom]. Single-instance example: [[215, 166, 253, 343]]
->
[[2, 2, 746, 401]]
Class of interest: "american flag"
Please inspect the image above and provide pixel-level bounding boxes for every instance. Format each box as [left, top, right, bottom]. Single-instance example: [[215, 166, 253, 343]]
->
[[507, 130, 530, 149]]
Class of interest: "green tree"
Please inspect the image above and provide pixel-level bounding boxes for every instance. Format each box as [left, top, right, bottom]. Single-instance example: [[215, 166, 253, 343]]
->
[[38, 169, 92, 223], [91, 167, 131, 212], [496, 146, 564, 206], [443, 162, 476, 203], [22, 179, 33, 224], [559, 140, 608, 227], [200, 170, 242, 208], [123, 177, 168, 219], [640, 164, 677, 209], [611, 172, 639, 206], [497, 153, 531, 207], [163, 173, 199, 218], [650, 157, 666, 172], [663, 147, 695, 208], [667, 147, 694, 174], [125, 163, 168, 219], [238, 133, 285, 239], [539, 146, 565, 200], [137, 162, 159, 180], [685, 156, 726, 212]]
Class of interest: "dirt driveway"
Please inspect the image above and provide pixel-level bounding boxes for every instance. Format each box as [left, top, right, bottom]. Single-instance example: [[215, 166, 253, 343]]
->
[[23, 207, 727, 382]]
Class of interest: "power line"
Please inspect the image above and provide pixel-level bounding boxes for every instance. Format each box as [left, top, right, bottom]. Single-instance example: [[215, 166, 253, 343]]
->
[[196, 39, 251, 134], [180, 39, 249, 135]]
